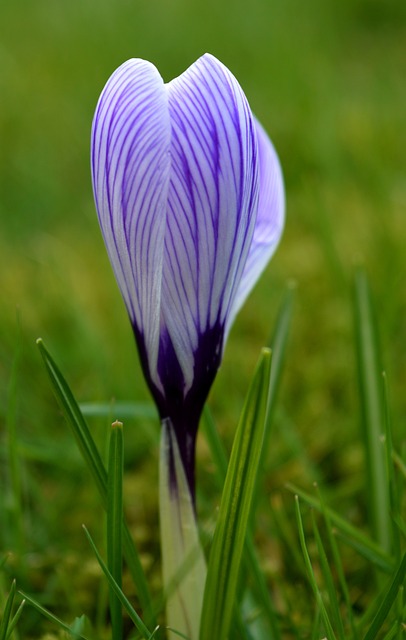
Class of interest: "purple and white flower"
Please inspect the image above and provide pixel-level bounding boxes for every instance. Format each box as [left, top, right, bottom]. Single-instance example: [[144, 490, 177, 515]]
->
[[91, 53, 284, 495]]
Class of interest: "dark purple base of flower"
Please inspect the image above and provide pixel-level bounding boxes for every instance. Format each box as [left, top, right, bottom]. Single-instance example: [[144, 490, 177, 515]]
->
[[162, 417, 196, 504], [133, 322, 224, 502]]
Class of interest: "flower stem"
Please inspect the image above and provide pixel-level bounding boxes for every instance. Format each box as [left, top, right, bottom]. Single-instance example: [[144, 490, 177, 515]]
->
[[159, 419, 206, 640]]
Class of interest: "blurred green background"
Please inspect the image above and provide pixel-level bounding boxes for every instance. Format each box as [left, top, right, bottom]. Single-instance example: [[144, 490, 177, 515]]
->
[[0, 0, 405, 632]]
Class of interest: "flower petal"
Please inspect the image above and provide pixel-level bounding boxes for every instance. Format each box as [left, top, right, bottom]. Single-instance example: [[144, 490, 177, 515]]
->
[[227, 118, 285, 326], [160, 53, 259, 392], [91, 59, 171, 382]]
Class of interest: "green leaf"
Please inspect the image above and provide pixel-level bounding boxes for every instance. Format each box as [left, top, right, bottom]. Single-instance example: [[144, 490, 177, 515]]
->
[[311, 512, 346, 640], [202, 291, 293, 639], [82, 526, 152, 640], [19, 590, 90, 640], [354, 269, 391, 554], [287, 483, 394, 573], [36, 338, 156, 627], [382, 372, 402, 562], [294, 497, 337, 640], [70, 615, 91, 634], [0, 581, 16, 640], [243, 536, 281, 639], [262, 283, 295, 463], [200, 348, 272, 640], [107, 420, 124, 640], [363, 554, 406, 640], [36, 339, 107, 500], [314, 484, 357, 638], [381, 621, 400, 640], [202, 408, 280, 639], [5, 597, 25, 640]]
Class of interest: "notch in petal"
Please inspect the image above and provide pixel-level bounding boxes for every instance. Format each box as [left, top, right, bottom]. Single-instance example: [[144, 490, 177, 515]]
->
[[91, 59, 171, 384]]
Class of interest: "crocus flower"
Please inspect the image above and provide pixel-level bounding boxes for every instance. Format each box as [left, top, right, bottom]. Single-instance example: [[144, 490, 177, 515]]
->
[[91, 53, 284, 498]]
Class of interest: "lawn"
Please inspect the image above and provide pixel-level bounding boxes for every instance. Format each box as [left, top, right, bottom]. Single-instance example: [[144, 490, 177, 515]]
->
[[1, 0, 405, 637]]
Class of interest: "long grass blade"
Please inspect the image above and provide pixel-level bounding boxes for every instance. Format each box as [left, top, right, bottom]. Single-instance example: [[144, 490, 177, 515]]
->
[[310, 607, 322, 640], [262, 283, 295, 460], [5, 597, 25, 639], [82, 526, 152, 640], [202, 407, 280, 638], [36, 339, 107, 498], [382, 372, 401, 562], [201, 288, 294, 639], [36, 338, 155, 626], [311, 512, 346, 640], [244, 535, 281, 639], [0, 581, 16, 640], [314, 483, 357, 638], [107, 420, 124, 640], [363, 554, 406, 640], [382, 621, 400, 640], [287, 483, 394, 573], [354, 269, 391, 554], [294, 497, 337, 640], [19, 591, 90, 640], [199, 348, 272, 640]]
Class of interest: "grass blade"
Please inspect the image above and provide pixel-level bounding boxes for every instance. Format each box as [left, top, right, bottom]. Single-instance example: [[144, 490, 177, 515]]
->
[[199, 348, 272, 640], [107, 420, 124, 640], [262, 283, 295, 460], [311, 512, 346, 640], [294, 497, 337, 640], [363, 554, 406, 640], [202, 407, 280, 638], [36, 338, 155, 626], [244, 535, 281, 639], [354, 269, 391, 553], [201, 288, 294, 639], [5, 597, 25, 639], [0, 581, 16, 640], [314, 483, 357, 638], [19, 591, 90, 639], [382, 372, 402, 562], [382, 621, 400, 640], [287, 483, 394, 573], [83, 526, 152, 640], [36, 338, 107, 499]]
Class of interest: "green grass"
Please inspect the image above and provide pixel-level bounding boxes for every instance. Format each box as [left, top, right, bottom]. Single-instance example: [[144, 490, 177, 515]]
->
[[1, 0, 405, 637]]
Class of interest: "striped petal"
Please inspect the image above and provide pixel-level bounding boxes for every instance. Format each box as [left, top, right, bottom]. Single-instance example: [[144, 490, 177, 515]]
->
[[91, 59, 171, 384], [159, 53, 259, 394], [227, 117, 285, 327]]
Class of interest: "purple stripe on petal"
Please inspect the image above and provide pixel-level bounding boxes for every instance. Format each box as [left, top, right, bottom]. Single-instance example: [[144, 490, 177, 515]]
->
[[91, 59, 171, 386], [228, 117, 285, 328], [160, 53, 259, 393]]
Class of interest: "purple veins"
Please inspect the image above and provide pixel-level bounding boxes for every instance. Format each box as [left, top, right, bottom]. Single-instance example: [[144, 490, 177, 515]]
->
[[91, 53, 285, 498]]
